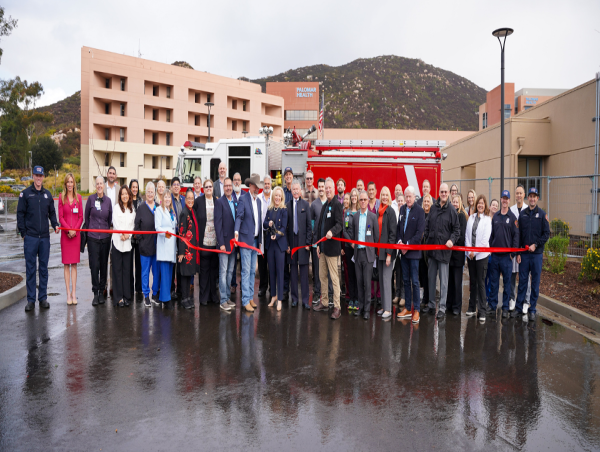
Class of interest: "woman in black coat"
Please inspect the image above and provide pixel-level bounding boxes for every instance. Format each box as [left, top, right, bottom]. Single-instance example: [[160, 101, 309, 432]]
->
[[264, 186, 288, 311], [178, 189, 199, 309], [447, 194, 468, 316], [129, 179, 143, 300], [193, 180, 219, 306]]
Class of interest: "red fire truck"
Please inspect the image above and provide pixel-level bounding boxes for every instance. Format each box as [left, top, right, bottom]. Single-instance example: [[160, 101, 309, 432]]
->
[[281, 128, 446, 199]]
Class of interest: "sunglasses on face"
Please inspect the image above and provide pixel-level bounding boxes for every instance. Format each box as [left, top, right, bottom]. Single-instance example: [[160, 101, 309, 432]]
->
[[204, 185, 213, 189]]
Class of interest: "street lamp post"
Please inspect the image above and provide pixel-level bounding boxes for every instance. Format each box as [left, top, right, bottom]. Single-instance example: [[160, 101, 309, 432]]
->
[[29, 151, 32, 179], [259, 126, 273, 180], [492, 27, 514, 194], [204, 102, 214, 144]]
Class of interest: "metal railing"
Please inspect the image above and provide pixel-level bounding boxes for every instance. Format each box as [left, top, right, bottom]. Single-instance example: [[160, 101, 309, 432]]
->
[[443, 175, 600, 257]]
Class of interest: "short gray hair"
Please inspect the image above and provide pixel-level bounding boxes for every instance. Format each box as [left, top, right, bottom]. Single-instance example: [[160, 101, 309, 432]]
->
[[292, 178, 302, 188], [404, 186, 416, 196], [358, 190, 368, 198], [95, 175, 105, 185], [325, 177, 335, 185], [263, 175, 271, 183], [146, 181, 155, 192]]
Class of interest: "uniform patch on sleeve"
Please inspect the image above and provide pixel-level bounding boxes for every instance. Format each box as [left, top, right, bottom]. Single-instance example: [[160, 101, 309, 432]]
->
[[19, 192, 23, 197], [515, 220, 519, 228], [545, 214, 549, 222]]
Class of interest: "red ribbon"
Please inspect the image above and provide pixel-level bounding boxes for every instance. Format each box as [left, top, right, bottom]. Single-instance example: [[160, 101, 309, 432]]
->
[[57, 227, 263, 256], [291, 236, 528, 256]]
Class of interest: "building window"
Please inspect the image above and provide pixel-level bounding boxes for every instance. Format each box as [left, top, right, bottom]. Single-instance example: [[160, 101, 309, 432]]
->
[[166, 86, 171, 99], [105, 128, 110, 140], [228, 146, 251, 182], [482, 112, 487, 129], [166, 110, 171, 122], [120, 128, 125, 142], [152, 133, 158, 145], [153, 109, 158, 121], [242, 100, 247, 112], [504, 104, 511, 120], [195, 93, 200, 103], [105, 103, 110, 115], [166, 133, 171, 146], [195, 136, 200, 142], [232, 99, 237, 110], [105, 153, 110, 166], [120, 78, 125, 91], [206, 93, 211, 103], [152, 156, 158, 169], [166, 156, 171, 170], [518, 157, 542, 198], [243, 120, 247, 132], [105, 78, 110, 89], [120, 153, 125, 168], [195, 115, 200, 126], [153, 86, 158, 96], [120, 103, 125, 117], [285, 110, 319, 121], [232, 120, 237, 131]]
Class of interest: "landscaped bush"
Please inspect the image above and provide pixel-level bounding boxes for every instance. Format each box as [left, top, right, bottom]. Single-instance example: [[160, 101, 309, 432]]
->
[[550, 218, 570, 237], [544, 236, 569, 274], [580, 247, 600, 281]]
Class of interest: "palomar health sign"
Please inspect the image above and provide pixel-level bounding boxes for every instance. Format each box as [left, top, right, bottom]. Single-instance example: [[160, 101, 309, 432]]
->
[[296, 87, 317, 98]]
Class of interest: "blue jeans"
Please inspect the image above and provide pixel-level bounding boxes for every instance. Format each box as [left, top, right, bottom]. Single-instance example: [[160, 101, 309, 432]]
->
[[219, 251, 236, 305], [516, 253, 542, 314], [240, 239, 258, 307], [140, 254, 158, 297], [158, 261, 173, 302], [401, 257, 420, 312], [24, 236, 50, 303], [488, 254, 513, 311]]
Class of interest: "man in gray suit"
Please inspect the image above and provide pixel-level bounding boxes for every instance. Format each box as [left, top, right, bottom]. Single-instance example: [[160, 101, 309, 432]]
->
[[349, 190, 379, 319]]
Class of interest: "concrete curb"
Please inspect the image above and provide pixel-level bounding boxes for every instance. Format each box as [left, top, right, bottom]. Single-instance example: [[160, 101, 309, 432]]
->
[[538, 293, 600, 334], [0, 272, 26, 311]]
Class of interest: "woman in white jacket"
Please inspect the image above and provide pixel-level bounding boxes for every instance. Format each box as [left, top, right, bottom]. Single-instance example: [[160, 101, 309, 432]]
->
[[465, 194, 492, 322], [155, 189, 177, 308], [112, 186, 136, 307]]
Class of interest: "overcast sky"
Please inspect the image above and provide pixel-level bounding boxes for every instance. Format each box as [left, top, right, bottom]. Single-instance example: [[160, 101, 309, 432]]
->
[[1, 0, 599, 107]]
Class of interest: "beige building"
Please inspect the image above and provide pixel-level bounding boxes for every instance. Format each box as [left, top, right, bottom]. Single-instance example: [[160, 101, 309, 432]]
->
[[81, 47, 285, 191], [442, 78, 599, 235]]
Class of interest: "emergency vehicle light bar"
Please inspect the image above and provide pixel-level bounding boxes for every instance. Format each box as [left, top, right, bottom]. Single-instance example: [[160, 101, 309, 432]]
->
[[315, 139, 445, 151], [183, 141, 206, 149]]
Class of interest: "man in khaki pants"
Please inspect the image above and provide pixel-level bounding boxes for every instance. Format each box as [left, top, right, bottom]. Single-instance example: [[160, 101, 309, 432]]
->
[[313, 178, 344, 319]]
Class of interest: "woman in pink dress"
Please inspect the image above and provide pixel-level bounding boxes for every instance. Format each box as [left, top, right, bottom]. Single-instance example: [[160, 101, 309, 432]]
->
[[59, 173, 83, 305]]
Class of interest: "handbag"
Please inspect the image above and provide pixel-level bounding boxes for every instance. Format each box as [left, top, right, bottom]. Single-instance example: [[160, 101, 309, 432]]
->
[[371, 263, 379, 281]]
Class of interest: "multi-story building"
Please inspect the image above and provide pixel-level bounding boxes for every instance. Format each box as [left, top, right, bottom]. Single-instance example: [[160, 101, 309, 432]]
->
[[81, 47, 284, 191]]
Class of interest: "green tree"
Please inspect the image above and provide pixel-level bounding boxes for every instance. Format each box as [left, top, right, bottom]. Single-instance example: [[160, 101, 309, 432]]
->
[[31, 136, 62, 174], [0, 7, 17, 64]]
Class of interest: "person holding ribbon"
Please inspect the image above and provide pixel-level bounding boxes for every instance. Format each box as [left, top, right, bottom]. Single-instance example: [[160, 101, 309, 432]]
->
[[342, 188, 359, 312], [134, 182, 158, 308], [155, 189, 177, 309], [215, 177, 238, 311], [59, 172, 83, 306], [129, 180, 143, 300], [194, 179, 220, 306], [111, 185, 135, 307], [178, 189, 200, 310], [375, 187, 397, 320], [85, 175, 113, 307], [465, 194, 492, 323], [264, 186, 288, 311]]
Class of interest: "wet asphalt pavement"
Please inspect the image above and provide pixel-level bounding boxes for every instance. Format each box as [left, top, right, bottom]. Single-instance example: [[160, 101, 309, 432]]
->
[[1, 242, 600, 451]]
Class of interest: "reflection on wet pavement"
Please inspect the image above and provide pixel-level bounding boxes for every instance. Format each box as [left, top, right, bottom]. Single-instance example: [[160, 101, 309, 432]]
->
[[0, 258, 599, 451]]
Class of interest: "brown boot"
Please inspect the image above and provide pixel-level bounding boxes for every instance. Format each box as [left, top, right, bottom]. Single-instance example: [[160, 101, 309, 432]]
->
[[244, 304, 255, 312], [313, 302, 329, 312], [330, 308, 341, 319], [249, 299, 257, 308]]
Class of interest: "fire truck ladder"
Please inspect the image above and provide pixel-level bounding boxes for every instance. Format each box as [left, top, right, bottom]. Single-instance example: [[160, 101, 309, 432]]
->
[[314, 139, 446, 152]]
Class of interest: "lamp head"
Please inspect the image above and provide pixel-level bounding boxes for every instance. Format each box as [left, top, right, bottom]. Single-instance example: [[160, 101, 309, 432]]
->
[[492, 28, 514, 38]]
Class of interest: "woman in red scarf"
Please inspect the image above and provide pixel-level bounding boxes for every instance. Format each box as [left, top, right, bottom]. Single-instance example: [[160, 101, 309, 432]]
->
[[177, 189, 200, 309], [376, 187, 398, 320]]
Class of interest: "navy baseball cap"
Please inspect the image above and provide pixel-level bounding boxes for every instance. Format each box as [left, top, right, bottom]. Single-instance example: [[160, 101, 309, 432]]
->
[[33, 166, 44, 175], [284, 167, 293, 175], [501, 190, 510, 199], [528, 187, 539, 196]]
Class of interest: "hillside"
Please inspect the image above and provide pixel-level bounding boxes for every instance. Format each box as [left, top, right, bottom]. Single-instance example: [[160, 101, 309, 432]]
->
[[251, 55, 486, 131], [37, 90, 81, 128]]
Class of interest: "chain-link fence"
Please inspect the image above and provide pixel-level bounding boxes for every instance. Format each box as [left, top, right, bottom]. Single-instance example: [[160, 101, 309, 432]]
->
[[444, 175, 600, 257]]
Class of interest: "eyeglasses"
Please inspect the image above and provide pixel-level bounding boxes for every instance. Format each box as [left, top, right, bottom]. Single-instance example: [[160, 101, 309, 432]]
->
[[224, 184, 232, 188], [359, 198, 368, 202], [204, 185, 213, 189], [305, 177, 313, 180]]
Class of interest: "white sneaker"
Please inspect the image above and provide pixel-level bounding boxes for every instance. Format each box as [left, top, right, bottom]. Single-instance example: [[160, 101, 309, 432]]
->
[[509, 299, 516, 311], [466, 311, 476, 317], [523, 302, 530, 314]]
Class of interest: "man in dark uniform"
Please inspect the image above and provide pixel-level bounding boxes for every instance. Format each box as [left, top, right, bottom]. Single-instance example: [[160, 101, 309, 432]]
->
[[488, 190, 519, 319], [17, 165, 60, 312], [512, 187, 550, 322]]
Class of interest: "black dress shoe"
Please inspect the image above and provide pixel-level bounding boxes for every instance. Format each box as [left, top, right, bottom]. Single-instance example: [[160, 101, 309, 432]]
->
[[353, 309, 360, 316], [528, 312, 536, 322], [510, 310, 521, 319], [136, 292, 143, 301], [452, 309, 459, 316], [118, 300, 124, 307], [436, 310, 446, 319], [164, 301, 173, 310], [303, 303, 311, 310], [363, 312, 370, 320], [502, 310, 509, 319], [92, 293, 99, 306], [98, 293, 106, 304], [258, 290, 265, 297], [291, 301, 298, 307], [25, 302, 35, 312], [103, 289, 108, 298], [39, 299, 50, 309], [124, 299, 131, 307]]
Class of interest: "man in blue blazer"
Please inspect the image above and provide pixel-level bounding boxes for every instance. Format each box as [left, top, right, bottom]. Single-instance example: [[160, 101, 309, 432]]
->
[[286, 180, 313, 309], [215, 177, 238, 312], [234, 173, 263, 313], [395, 186, 425, 324]]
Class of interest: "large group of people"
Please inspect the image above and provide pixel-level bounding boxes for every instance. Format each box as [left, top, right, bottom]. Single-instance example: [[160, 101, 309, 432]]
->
[[18, 164, 550, 325]]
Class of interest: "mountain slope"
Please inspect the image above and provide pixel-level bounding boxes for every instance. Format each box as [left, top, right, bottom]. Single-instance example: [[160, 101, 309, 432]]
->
[[37, 91, 81, 128], [251, 55, 485, 131]]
